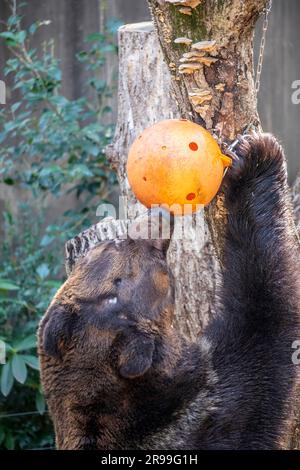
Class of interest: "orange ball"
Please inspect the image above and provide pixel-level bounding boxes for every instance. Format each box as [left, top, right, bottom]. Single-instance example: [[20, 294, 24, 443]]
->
[[127, 119, 231, 215]]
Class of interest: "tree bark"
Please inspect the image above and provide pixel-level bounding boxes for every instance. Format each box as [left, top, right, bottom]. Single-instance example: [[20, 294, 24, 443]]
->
[[148, 0, 267, 130], [148, 0, 268, 257]]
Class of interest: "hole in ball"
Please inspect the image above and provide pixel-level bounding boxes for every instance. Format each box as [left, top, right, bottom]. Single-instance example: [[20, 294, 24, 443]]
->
[[143, 176, 147, 181], [189, 142, 198, 151], [162, 146, 167, 150], [186, 192, 196, 201]]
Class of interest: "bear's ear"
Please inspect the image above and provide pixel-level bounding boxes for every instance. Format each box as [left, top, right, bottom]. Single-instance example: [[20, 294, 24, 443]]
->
[[118, 330, 155, 379], [128, 208, 174, 255], [41, 303, 75, 359]]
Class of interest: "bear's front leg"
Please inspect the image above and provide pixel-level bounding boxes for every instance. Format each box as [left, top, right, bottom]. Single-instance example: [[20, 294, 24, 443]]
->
[[201, 133, 300, 450]]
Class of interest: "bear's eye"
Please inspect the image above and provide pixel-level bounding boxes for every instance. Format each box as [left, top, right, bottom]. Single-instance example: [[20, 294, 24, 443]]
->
[[114, 278, 122, 287]]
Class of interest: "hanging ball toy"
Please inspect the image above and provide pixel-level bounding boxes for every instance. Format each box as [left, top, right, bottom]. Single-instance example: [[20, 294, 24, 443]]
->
[[127, 119, 232, 215]]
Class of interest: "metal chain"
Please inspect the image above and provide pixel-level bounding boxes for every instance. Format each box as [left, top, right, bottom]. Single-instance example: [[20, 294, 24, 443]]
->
[[255, 0, 273, 96], [224, 0, 273, 158], [225, 2, 300, 250]]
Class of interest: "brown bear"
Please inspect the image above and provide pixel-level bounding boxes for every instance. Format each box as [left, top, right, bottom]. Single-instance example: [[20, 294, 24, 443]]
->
[[38, 134, 300, 449]]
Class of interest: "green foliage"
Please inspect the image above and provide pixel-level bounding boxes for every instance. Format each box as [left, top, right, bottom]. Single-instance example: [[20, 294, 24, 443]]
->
[[0, 8, 118, 201], [0, 207, 66, 448], [0, 1, 120, 449]]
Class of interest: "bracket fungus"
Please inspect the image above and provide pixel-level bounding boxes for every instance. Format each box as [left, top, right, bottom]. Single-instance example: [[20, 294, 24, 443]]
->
[[198, 57, 219, 67], [180, 51, 206, 62], [191, 40, 217, 54], [165, 0, 202, 7], [194, 104, 210, 115], [178, 40, 219, 72], [189, 89, 213, 107], [178, 63, 202, 74], [174, 37, 193, 45], [179, 55, 219, 71]]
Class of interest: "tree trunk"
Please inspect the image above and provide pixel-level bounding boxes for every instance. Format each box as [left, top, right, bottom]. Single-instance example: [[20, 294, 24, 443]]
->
[[148, 0, 268, 257], [148, 0, 267, 131]]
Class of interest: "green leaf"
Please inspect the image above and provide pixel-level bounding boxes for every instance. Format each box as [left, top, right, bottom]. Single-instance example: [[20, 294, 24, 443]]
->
[[40, 165, 63, 176], [7, 14, 22, 27], [0, 30, 26, 46], [0, 279, 19, 291], [101, 44, 116, 54], [107, 18, 123, 34], [0, 298, 28, 307], [17, 30, 27, 44], [43, 280, 62, 289], [11, 101, 22, 113], [77, 51, 88, 60], [3, 177, 15, 186], [0, 427, 5, 445], [29, 23, 38, 35], [0, 31, 16, 40], [86, 32, 105, 42], [0, 341, 11, 355], [5, 432, 15, 450], [70, 164, 94, 179], [36, 263, 50, 279], [12, 354, 27, 384], [1, 362, 14, 397], [22, 354, 40, 371], [36, 391, 46, 415], [14, 335, 36, 352], [50, 95, 68, 107], [40, 234, 55, 247]]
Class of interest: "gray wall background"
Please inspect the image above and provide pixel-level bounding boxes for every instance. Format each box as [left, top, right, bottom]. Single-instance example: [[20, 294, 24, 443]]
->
[[0, 0, 299, 184]]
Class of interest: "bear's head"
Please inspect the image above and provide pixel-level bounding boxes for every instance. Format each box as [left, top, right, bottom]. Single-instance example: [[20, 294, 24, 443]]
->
[[39, 209, 175, 381]]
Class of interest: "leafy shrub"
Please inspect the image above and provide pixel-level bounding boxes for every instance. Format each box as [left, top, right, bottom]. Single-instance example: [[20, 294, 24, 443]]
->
[[0, 1, 120, 449]]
